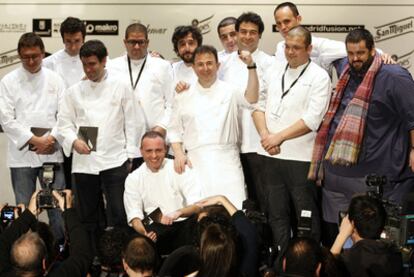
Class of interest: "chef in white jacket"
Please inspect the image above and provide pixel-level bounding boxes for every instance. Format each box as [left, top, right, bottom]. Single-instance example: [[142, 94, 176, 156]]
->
[[168, 45, 258, 209]]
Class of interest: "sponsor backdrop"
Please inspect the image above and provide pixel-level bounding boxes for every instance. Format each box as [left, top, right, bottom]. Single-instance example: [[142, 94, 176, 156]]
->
[[0, 0, 413, 203]]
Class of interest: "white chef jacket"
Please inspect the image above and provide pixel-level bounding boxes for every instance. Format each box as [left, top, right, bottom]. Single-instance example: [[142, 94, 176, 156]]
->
[[275, 36, 346, 73], [168, 79, 252, 209], [219, 49, 275, 153], [0, 66, 65, 168], [172, 60, 197, 87], [43, 49, 84, 88], [57, 71, 142, 174], [108, 54, 173, 130], [258, 61, 331, 161], [123, 158, 200, 224]]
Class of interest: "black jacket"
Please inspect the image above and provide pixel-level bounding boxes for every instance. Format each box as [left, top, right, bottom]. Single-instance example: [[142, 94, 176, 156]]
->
[[0, 208, 92, 277]]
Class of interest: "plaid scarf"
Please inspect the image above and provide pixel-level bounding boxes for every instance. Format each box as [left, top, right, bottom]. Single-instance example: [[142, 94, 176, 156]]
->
[[308, 54, 382, 180]]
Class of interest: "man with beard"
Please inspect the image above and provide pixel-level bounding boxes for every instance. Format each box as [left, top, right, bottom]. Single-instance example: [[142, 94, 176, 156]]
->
[[171, 25, 203, 89], [309, 29, 414, 244]]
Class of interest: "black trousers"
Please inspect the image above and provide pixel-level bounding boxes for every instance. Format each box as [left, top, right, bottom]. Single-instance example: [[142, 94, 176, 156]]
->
[[73, 161, 129, 254], [261, 156, 321, 264], [240, 152, 267, 212]]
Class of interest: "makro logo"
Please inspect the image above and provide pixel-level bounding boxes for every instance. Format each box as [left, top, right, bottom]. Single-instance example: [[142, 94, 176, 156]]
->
[[374, 17, 413, 42], [84, 20, 119, 36], [191, 15, 214, 35], [0, 49, 20, 69], [392, 49, 413, 69]]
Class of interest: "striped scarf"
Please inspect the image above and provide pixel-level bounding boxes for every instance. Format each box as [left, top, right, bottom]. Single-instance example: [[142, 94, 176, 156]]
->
[[308, 54, 382, 180]]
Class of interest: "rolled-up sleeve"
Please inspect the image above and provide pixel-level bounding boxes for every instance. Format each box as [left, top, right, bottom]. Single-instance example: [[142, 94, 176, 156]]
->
[[124, 171, 145, 224], [301, 72, 331, 131]]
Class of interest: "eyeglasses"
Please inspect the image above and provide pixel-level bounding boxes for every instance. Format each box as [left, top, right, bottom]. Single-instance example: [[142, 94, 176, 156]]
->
[[20, 54, 43, 62], [126, 39, 147, 46]]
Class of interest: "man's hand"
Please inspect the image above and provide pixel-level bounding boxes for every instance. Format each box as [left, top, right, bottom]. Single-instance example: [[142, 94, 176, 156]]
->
[[238, 50, 254, 66], [27, 190, 41, 216], [261, 132, 284, 152], [409, 149, 414, 172], [196, 195, 225, 208], [160, 210, 182, 225], [145, 231, 157, 242], [339, 215, 354, 237], [73, 139, 91, 154], [29, 135, 56, 154], [175, 81, 190, 93], [380, 53, 396, 64], [52, 189, 73, 211], [267, 146, 281, 155], [174, 153, 192, 174]]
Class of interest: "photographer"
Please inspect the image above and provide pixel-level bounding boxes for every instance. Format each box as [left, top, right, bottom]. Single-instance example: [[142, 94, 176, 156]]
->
[[0, 190, 92, 276], [330, 195, 403, 277]]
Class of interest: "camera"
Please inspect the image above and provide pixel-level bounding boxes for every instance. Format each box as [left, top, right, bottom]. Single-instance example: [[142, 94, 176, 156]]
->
[[1, 206, 21, 222], [36, 163, 65, 209]]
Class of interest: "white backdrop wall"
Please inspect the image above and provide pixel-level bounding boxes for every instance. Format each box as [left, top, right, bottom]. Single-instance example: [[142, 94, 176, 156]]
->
[[0, 0, 413, 204]]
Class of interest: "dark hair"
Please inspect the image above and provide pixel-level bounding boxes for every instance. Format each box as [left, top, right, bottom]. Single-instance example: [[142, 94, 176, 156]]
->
[[60, 16, 86, 40], [18, 32, 44, 54], [288, 25, 312, 47], [123, 236, 157, 273], [140, 130, 166, 146], [98, 227, 130, 272], [345, 28, 375, 51], [11, 232, 48, 275], [197, 223, 239, 277], [125, 23, 148, 39], [79, 40, 108, 61], [217, 17, 237, 34], [171, 25, 203, 54], [284, 237, 322, 277], [274, 2, 300, 16], [348, 195, 386, 239], [235, 12, 265, 35], [192, 45, 218, 64]]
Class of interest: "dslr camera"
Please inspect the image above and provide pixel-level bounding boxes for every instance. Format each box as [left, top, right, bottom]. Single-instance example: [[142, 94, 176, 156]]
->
[[36, 163, 65, 209]]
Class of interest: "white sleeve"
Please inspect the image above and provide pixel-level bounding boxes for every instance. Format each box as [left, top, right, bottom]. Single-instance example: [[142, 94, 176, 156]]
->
[[122, 83, 141, 158], [155, 62, 174, 129], [167, 95, 184, 143], [0, 79, 33, 149], [56, 88, 78, 157], [124, 172, 145, 224], [312, 37, 347, 71], [50, 76, 66, 139], [301, 70, 332, 131], [178, 168, 201, 205]]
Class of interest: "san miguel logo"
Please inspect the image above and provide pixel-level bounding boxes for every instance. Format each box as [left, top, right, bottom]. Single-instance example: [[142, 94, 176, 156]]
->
[[191, 15, 214, 35], [374, 17, 413, 42], [392, 49, 413, 69], [0, 49, 20, 69]]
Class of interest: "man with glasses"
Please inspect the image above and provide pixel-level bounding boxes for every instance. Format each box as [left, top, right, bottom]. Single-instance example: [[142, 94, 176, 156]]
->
[[0, 32, 66, 242], [108, 23, 172, 168]]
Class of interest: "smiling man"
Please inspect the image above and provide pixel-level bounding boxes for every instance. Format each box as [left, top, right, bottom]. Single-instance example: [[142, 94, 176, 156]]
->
[[0, 32, 66, 243], [217, 16, 238, 63], [219, 12, 274, 211], [309, 28, 414, 246], [57, 40, 144, 253], [253, 26, 331, 270], [169, 45, 259, 209], [124, 131, 201, 254]]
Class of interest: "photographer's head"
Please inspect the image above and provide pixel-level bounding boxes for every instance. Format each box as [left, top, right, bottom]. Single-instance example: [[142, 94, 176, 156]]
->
[[348, 195, 386, 240], [122, 236, 157, 277], [11, 232, 48, 276], [283, 237, 322, 277]]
